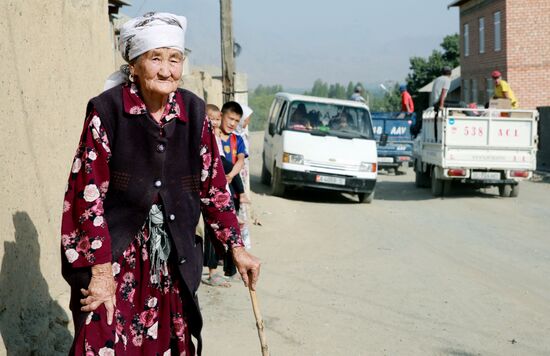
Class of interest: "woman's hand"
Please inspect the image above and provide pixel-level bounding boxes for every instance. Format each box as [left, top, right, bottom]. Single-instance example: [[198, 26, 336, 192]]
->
[[80, 262, 117, 325], [232, 247, 261, 290]]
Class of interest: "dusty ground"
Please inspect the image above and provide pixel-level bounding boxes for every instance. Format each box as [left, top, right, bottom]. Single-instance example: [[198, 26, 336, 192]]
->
[[198, 132, 550, 356]]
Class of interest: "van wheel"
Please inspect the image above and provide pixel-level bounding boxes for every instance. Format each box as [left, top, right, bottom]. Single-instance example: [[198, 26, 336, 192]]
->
[[358, 190, 375, 204], [498, 185, 512, 197], [260, 156, 271, 185], [271, 165, 285, 196]]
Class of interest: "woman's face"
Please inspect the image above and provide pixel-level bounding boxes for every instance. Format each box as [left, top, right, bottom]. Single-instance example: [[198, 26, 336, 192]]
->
[[131, 48, 184, 97]]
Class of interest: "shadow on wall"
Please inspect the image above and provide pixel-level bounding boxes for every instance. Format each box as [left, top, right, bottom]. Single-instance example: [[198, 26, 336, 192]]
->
[[0, 212, 72, 355]]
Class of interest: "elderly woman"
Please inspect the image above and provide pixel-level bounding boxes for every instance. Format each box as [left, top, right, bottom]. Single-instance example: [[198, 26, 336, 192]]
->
[[61, 12, 260, 355]]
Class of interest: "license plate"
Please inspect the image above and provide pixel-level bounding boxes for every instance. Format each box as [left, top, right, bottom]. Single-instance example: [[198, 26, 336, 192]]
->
[[471, 171, 501, 180], [316, 175, 346, 186], [378, 157, 394, 163]]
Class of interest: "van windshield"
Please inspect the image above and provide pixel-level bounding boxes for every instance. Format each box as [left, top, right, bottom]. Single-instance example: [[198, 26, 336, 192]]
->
[[286, 100, 374, 139]]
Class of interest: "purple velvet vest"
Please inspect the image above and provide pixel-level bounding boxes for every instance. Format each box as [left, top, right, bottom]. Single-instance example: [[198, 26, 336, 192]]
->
[[63, 85, 206, 354]]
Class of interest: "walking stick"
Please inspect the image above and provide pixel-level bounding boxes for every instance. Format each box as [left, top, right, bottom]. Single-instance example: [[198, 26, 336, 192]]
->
[[248, 285, 269, 356]]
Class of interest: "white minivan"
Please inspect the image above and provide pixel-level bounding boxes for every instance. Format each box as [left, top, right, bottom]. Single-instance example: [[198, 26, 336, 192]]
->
[[261, 93, 378, 203]]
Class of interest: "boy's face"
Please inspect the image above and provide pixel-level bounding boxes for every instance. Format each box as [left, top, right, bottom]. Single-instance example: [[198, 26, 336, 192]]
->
[[221, 110, 242, 134]]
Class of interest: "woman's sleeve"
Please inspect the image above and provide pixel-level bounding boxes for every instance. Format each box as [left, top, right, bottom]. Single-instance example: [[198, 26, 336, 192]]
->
[[61, 108, 113, 268], [199, 116, 244, 252]]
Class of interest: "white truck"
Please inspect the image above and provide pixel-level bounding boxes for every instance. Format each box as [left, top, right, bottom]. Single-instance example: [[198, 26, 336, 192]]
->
[[413, 107, 538, 197]]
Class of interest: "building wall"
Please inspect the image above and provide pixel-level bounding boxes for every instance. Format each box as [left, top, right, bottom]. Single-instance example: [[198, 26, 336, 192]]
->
[[459, 0, 506, 105], [0, 1, 116, 354], [458, 0, 550, 109], [506, 0, 550, 109]]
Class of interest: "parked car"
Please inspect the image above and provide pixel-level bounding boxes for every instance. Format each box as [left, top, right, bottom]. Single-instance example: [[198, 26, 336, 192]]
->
[[261, 93, 378, 203]]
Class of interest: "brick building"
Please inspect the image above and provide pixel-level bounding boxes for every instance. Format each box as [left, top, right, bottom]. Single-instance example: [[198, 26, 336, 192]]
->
[[449, 0, 550, 109]]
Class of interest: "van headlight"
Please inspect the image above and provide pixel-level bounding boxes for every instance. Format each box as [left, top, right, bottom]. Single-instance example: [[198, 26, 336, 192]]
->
[[360, 162, 377, 172], [282, 152, 304, 165]]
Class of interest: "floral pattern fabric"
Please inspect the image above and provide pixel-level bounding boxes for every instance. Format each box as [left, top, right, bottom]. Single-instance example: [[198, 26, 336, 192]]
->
[[73, 227, 194, 355], [62, 84, 243, 354]]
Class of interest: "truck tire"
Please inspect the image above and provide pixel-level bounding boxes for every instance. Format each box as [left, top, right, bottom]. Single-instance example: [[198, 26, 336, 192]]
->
[[271, 165, 285, 196], [431, 170, 443, 196], [498, 185, 512, 197], [443, 180, 452, 196], [415, 167, 430, 188], [260, 155, 271, 185], [358, 190, 375, 204], [510, 184, 520, 198]]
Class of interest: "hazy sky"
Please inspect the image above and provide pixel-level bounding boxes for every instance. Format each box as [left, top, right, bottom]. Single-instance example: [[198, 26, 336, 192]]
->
[[125, 1, 458, 89]]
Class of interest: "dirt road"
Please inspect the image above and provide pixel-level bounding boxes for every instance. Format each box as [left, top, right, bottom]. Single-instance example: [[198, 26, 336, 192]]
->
[[198, 132, 550, 356]]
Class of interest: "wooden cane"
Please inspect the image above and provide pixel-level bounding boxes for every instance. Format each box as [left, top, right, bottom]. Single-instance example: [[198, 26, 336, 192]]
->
[[249, 285, 269, 356]]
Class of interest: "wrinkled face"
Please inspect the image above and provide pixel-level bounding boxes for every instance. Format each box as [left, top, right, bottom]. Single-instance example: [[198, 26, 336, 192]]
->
[[221, 110, 241, 134], [131, 48, 184, 97]]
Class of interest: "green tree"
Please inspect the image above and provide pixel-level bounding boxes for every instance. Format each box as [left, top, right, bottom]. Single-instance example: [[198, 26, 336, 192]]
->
[[370, 84, 401, 112], [305, 79, 329, 97], [248, 84, 284, 131], [441, 33, 460, 66], [306, 80, 360, 99], [328, 83, 347, 99], [346, 81, 355, 98], [406, 33, 459, 94]]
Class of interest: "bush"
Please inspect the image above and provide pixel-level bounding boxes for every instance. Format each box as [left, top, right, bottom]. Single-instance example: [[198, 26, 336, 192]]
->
[[248, 85, 283, 131]]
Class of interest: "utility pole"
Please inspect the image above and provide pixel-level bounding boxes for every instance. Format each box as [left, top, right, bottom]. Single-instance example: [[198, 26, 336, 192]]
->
[[220, 0, 235, 102]]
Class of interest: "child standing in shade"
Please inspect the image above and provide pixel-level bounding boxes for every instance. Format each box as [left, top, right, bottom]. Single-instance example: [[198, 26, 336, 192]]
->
[[218, 101, 248, 279], [202, 102, 248, 286], [206, 103, 249, 204], [219, 102, 247, 195]]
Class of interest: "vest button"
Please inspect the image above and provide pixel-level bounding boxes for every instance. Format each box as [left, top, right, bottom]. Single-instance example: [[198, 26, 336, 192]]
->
[[154, 180, 162, 188], [178, 257, 187, 264], [157, 143, 165, 153], [169, 214, 176, 221]]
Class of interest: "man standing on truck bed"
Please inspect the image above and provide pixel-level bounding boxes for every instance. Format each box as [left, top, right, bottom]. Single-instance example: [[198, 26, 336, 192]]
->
[[430, 66, 452, 141], [492, 70, 518, 108], [430, 66, 452, 111], [400, 84, 414, 114]]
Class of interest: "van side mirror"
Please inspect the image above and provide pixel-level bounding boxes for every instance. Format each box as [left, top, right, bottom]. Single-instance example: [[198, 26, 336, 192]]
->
[[268, 123, 275, 136], [380, 133, 388, 146]]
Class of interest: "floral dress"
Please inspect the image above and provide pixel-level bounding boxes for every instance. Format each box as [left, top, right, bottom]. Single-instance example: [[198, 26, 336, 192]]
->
[[61, 84, 243, 355]]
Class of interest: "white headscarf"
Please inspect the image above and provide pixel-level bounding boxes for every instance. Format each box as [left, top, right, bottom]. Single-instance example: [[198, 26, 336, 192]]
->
[[104, 12, 187, 91]]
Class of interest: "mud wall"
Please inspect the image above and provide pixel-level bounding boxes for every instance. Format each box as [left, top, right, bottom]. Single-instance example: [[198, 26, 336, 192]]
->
[[0, 1, 116, 354]]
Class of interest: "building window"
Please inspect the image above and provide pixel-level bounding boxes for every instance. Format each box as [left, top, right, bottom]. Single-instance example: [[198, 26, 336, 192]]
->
[[479, 17, 485, 53], [494, 11, 501, 51], [471, 79, 478, 104], [463, 79, 470, 103], [464, 23, 470, 56]]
